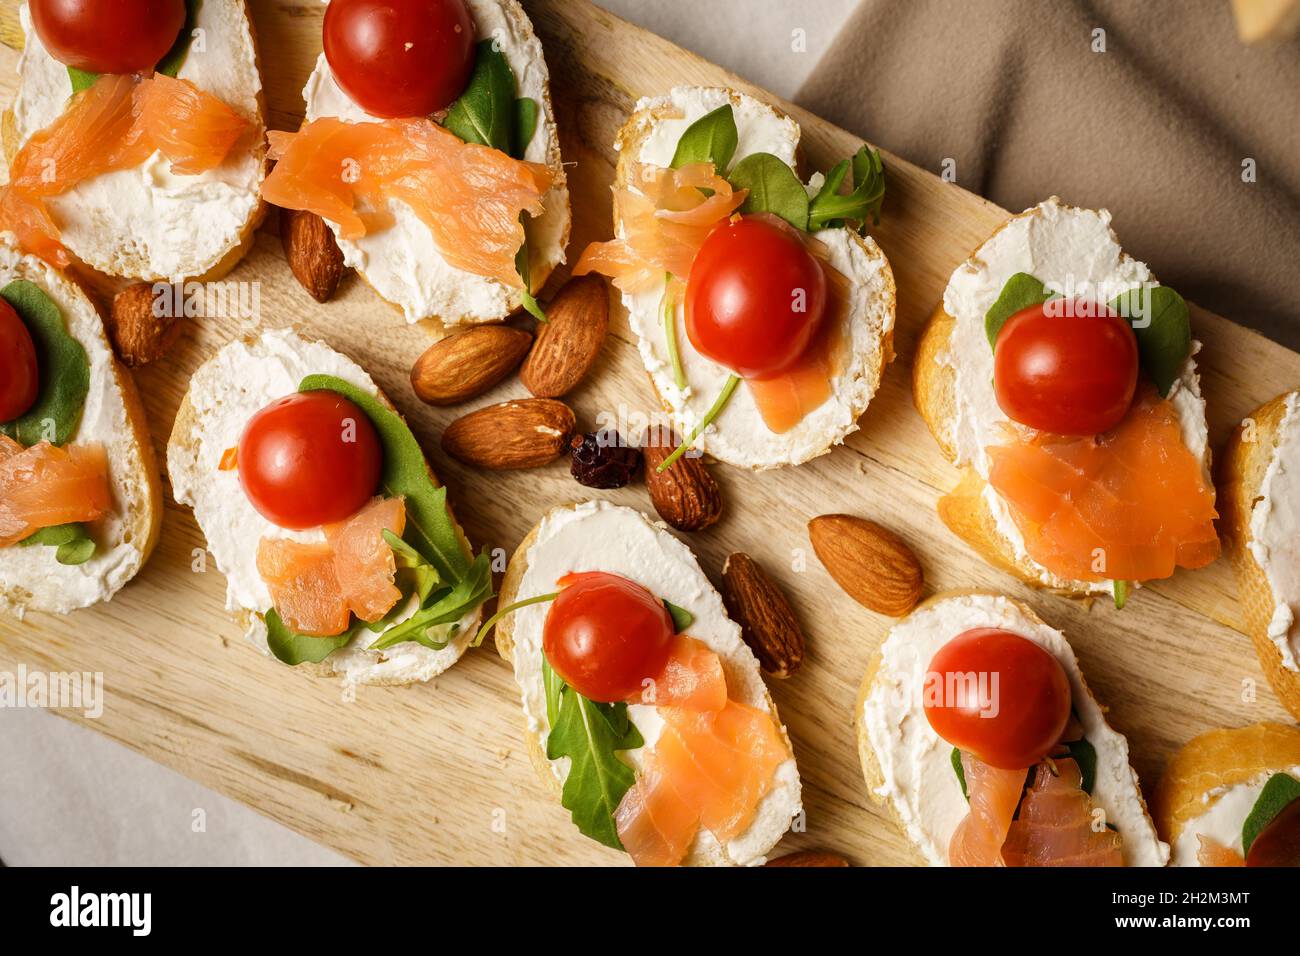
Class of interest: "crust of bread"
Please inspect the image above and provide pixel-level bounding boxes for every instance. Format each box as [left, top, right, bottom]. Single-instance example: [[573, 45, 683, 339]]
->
[[912, 200, 1211, 599], [854, 588, 1163, 865], [166, 334, 476, 686], [0, 253, 161, 615], [1152, 722, 1300, 846], [611, 87, 896, 471], [2, 0, 268, 283], [493, 501, 797, 865], [1217, 391, 1300, 720]]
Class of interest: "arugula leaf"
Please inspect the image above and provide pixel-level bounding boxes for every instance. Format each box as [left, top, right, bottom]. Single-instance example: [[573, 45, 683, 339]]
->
[[265, 609, 356, 665], [369, 552, 493, 651], [1242, 773, 1300, 855], [728, 152, 810, 231], [1107, 285, 1191, 397], [1112, 580, 1130, 610], [984, 272, 1057, 347], [513, 97, 539, 159], [19, 522, 95, 565], [661, 278, 685, 390], [670, 104, 739, 171], [1, 280, 89, 447], [544, 656, 643, 849], [444, 40, 516, 155], [808, 145, 886, 232], [951, 747, 970, 800], [298, 375, 470, 584], [664, 600, 693, 633], [1062, 736, 1098, 793], [68, 0, 200, 91], [656, 374, 740, 472], [515, 233, 546, 323], [383, 529, 441, 605]]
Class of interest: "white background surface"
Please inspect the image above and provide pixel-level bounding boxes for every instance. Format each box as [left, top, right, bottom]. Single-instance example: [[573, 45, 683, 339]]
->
[[0, 0, 860, 867]]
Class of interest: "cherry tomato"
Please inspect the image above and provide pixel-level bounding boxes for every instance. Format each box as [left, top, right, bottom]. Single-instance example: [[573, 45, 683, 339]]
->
[[323, 0, 476, 119], [923, 628, 1072, 770], [685, 216, 828, 380], [237, 391, 382, 530], [0, 300, 39, 422], [1246, 796, 1300, 867], [994, 301, 1139, 436], [542, 571, 674, 704], [30, 0, 186, 75]]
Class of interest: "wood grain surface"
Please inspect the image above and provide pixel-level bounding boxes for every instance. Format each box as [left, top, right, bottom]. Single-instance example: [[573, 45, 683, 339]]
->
[[1, 0, 1297, 866]]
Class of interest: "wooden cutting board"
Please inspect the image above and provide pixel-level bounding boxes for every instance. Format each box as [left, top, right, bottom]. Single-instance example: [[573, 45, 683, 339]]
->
[[1, 0, 1297, 867]]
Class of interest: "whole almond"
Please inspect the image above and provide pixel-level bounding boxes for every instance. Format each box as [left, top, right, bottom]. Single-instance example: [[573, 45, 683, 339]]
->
[[722, 552, 805, 678], [281, 207, 344, 303], [808, 514, 923, 617], [764, 850, 851, 867], [641, 433, 722, 532], [411, 326, 533, 406], [441, 399, 574, 470], [520, 275, 609, 397], [107, 282, 182, 367]]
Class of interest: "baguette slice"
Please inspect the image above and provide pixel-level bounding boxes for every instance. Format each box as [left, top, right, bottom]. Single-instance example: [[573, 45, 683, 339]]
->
[[914, 196, 1212, 598], [300, 0, 569, 327], [166, 328, 480, 686], [610, 86, 896, 470], [1218, 390, 1300, 720], [856, 589, 1169, 866], [1153, 722, 1300, 865], [0, 236, 162, 615], [494, 500, 802, 865], [3, 0, 268, 283]]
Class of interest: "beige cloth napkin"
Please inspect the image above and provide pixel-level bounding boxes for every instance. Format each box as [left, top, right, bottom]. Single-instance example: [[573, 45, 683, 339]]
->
[[798, 0, 1300, 350]]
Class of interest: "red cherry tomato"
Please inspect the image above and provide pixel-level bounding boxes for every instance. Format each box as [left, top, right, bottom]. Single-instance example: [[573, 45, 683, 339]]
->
[[1246, 795, 1300, 867], [542, 571, 674, 704], [0, 300, 39, 422], [994, 301, 1139, 436], [30, 0, 186, 75], [923, 628, 1072, 770], [685, 216, 828, 379], [323, 0, 476, 118], [237, 391, 382, 530]]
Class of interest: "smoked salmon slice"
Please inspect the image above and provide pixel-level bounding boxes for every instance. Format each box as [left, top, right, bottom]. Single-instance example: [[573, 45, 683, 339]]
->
[[646, 634, 728, 710], [261, 117, 552, 288], [574, 162, 747, 293], [985, 386, 1219, 583], [0, 74, 250, 267], [1196, 835, 1246, 867], [256, 497, 405, 636], [1001, 759, 1124, 866], [949, 752, 1025, 867], [0, 436, 112, 547]]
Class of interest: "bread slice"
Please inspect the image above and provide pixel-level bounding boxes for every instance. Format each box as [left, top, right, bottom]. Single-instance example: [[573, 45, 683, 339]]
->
[[913, 196, 1211, 598], [856, 589, 1169, 866], [300, 0, 570, 327], [609, 86, 896, 470], [3, 0, 268, 283], [0, 237, 161, 615], [494, 500, 802, 865], [166, 328, 480, 686], [1153, 722, 1300, 865], [1218, 390, 1300, 719]]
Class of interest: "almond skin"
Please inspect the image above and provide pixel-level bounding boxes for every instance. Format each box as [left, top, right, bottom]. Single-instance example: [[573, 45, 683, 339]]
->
[[411, 326, 533, 406], [808, 514, 923, 617], [764, 850, 851, 867], [107, 282, 182, 367], [641, 434, 722, 532], [281, 208, 344, 303], [722, 552, 805, 678], [520, 274, 609, 398], [441, 399, 574, 470]]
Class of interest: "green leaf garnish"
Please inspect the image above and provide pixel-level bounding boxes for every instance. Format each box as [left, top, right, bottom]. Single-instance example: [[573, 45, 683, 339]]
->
[[951, 747, 970, 800], [543, 656, 643, 849], [368, 552, 493, 651], [513, 97, 538, 158], [444, 40, 516, 155], [1, 280, 89, 447], [1242, 772, 1300, 855], [728, 152, 810, 231], [1062, 736, 1098, 793], [808, 145, 885, 232], [1112, 580, 1130, 610], [68, 0, 201, 91], [1108, 285, 1191, 398], [661, 278, 686, 390], [984, 272, 1058, 347], [664, 600, 693, 633], [657, 374, 740, 473], [19, 522, 95, 565], [383, 529, 442, 605], [68, 68, 98, 93], [265, 610, 357, 666], [670, 104, 738, 171], [473, 591, 559, 647], [515, 231, 546, 322]]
